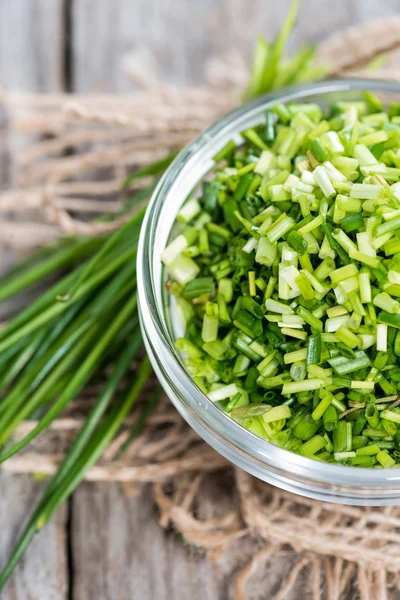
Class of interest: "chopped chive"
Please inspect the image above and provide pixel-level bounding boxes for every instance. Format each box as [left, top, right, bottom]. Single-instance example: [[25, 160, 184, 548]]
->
[[165, 94, 400, 471], [333, 421, 347, 453], [307, 334, 321, 365], [287, 230, 308, 254], [323, 405, 338, 431], [262, 404, 291, 423], [282, 379, 324, 395], [376, 450, 396, 468], [213, 140, 236, 163], [312, 392, 332, 421], [300, 434, 327, 456], [297, 306, 323, 332], [310, 139, 328, 163]]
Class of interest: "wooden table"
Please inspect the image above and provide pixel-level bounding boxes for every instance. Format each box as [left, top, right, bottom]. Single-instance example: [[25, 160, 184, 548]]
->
[[0, 1, 398, 597]]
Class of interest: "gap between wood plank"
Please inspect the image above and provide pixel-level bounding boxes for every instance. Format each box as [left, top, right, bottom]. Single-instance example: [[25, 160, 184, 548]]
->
[[66, 496, 75, 600], [64, 0, 73, 92]]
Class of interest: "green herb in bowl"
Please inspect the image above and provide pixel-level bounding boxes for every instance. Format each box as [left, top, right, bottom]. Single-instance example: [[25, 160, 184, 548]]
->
[[163, 92, 400, 468]]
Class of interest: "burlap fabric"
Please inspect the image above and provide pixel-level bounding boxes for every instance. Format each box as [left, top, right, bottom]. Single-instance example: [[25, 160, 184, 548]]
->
[[2, 18, 400, 599]]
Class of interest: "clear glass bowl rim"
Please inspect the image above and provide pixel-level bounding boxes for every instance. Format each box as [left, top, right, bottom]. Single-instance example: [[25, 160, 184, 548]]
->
[[137, 79, 400, 502]]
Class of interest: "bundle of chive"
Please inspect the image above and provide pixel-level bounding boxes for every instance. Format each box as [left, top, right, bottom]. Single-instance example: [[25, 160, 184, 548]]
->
[[163, 92, 400, 468], [0, 169, 169, 587]]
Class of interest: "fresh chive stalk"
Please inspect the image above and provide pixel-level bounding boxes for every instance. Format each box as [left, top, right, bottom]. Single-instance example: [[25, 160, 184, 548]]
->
[[0, 169, 164, 588]]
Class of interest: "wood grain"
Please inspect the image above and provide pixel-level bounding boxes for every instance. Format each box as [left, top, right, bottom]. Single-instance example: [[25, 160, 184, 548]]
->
[[0, 0, 64, 92], [0, 41, 68, 598], [71, 482, 223, 600], [0, 473, 68, 600], [70, 475, 316, 600], [1, 0, 400, 94], [71, 0, 400, 93]]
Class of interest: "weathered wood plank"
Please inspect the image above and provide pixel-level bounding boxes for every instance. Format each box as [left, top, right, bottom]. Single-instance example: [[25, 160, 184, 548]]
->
[[0, 473, 68, 599], [0, 0, 64, 92], [70, 475, 322, 600], [71, 0, 400, 93], [0, 0, 399, 94], [0, 106, 70, 600], [71, 482, 224, 600], [0, 4, 65, 595]]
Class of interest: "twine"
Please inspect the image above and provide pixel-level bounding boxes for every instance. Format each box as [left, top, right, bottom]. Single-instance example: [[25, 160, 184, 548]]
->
[[2, 17, 400, 598]]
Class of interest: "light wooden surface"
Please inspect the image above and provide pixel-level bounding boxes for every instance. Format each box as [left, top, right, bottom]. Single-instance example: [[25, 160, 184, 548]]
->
[[0, 1, 399, 598], [71, 483, 223, 600], [70, 0, 400, 92], [69, 0, 400, 92], [0, 0, 64, 92], [1, 0, 400, 93], [0, 473, 67, 600]]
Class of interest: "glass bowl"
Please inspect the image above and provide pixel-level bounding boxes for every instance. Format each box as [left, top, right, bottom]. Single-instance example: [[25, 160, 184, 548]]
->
[[137, 79, 400, 506]]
